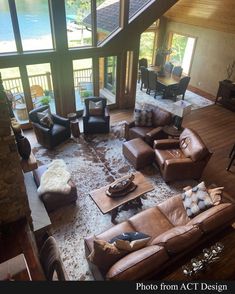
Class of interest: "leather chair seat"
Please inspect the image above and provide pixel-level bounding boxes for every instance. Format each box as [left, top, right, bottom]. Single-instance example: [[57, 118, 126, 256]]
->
[[155, 148, 185, 168], [129, 127, 153, 140], [88, 116, 106, 124]]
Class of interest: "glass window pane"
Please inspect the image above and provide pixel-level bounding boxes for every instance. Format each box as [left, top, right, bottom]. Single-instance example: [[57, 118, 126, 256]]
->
[[0, 67, 27, 123], [26, 63, 55, 113], [99, 56, 117, 105], [139, 32, 155, 65], [15, 0, 53, 51], [95, 0, 120, 44], [65, 0, 92, 48], [129, 0, 151, 20], [0, 0, 17, 53], [73, 58, 93, 111]]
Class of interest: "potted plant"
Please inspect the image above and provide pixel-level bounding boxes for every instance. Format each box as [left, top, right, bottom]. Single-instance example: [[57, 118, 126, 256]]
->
[[39, 95, 51, 105]]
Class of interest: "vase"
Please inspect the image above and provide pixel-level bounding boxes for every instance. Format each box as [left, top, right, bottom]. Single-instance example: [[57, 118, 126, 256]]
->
[[16, 135, 31, 160]]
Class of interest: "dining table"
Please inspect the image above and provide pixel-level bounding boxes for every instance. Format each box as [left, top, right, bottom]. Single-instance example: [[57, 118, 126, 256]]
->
[[147, 65, 181, 98]]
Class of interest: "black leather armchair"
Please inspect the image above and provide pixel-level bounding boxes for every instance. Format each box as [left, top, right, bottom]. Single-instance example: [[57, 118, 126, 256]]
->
[[83, 97, 110, 134], [29, 105, 71, 149]]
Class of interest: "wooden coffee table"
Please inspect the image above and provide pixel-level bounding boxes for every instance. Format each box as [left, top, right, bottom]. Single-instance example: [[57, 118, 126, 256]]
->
[[89, 172, 154, 224]]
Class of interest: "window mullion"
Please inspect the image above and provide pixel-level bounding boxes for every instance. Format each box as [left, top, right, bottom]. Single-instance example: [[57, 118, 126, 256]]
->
[[91, 0, 97, 47], [120, 0, 129, 29], [8, 0, 23, 53]]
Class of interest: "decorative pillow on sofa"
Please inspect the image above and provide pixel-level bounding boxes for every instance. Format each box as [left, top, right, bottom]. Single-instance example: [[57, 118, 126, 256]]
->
[[89, 101, 103, 116], [134, 109, 153, 127], [37, 108, 54, 129], [207, 186, 224, 205], [87, 239, 128, 272], [181, 181, 213, 218], [109, 232, 151, 252]]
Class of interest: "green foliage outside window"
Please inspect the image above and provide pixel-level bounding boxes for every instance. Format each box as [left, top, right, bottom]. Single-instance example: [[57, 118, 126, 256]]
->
[[170, 34, 187, 66], [139, 32, 155, 65]]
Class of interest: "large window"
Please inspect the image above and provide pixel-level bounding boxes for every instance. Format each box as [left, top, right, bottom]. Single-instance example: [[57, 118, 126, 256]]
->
[[26, 63, 55, 112], [139, 32, 155, 65], [73, 58, 93, 111], [169, 33, 196, 75], [0, 0, 17, 53], [15, 0, 53, 51], [65, 0, 92, 48]]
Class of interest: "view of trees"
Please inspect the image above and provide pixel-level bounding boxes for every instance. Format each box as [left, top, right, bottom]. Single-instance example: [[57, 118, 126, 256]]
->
[[169, 33, 187, 66]]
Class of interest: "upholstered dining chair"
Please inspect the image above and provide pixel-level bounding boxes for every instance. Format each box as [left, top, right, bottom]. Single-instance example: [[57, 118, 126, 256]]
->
[[140, 66, 149, 91], [83, 97, 110, 134], [164, 62, 174, 74], [167, 76, 191, 101], [172, 66, 183, 77], [138, 58, 148, 83], [39, 236, 68, 280]]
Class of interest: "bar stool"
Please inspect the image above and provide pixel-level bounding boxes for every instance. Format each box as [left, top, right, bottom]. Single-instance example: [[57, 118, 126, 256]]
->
[[227, 143, 235, 171]]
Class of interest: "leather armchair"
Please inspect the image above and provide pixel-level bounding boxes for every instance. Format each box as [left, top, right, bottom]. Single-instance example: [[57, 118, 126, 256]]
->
[[154, 128, 212, 182], [29, 105, 71, 149], [83, 97, 110, 134], [124, 106, 172, 147]]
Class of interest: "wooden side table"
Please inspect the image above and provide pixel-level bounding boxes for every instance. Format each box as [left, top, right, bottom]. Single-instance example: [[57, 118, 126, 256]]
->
[[70, 119, 80, 138]]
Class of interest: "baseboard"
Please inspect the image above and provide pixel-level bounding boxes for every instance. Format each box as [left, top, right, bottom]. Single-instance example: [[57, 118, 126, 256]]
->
[[188, 85, 216, 102]]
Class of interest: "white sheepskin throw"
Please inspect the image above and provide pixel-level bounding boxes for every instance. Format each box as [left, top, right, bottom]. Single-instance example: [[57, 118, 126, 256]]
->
[[37, 159, 71, 196]]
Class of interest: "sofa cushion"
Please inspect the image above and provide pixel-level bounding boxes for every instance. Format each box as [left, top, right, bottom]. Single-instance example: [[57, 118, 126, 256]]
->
[[110, 232, 151, 252], [155, 148, 185, 169], [152, 107, 172, 127], [179, 128, 209, 162], [181, 182, 213, 218], [128, 207, 173, 240], [106, 245, 169, 280], [88, 239, 128, 272], [188, 202, 235, 233], [157, 195, 191, 226], [129, 126, 153, 140], [134, 109, 153, 127], [150, 225, 203, 254]]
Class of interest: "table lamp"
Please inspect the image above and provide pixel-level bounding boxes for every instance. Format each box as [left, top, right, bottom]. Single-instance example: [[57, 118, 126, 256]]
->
[[172, 100, 191, 130]]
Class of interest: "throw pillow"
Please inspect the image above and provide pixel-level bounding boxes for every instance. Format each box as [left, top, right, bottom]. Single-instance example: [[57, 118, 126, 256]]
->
[[87, 239, 128, 272], [181, 181, 213, 218], [207, 186, 224, 205], [37, 108, 54, 129], [134, 109, 153, 127], [109, 232, 151, 252], [89, 100, 103, 116]]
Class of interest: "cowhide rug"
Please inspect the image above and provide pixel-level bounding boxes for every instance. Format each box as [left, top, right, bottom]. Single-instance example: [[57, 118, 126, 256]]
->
[[32, 123, 197, 280]]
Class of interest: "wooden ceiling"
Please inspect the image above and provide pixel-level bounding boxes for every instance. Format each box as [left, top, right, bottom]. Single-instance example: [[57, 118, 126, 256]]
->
[[164, 0, 235, 34]]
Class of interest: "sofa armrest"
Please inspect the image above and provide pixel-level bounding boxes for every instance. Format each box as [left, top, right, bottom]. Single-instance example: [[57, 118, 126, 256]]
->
[[106, 245, 169, 280], [104, 107, 110, 117], [145, 127, 167, 146], [153, 139, 180, 149], [165, 157, 193, 167], [124, 120, 135, 140], [52, 114, 69, 127]]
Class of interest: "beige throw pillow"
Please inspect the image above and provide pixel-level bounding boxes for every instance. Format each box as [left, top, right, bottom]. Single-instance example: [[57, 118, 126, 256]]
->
[[89, 101, 103, 116]]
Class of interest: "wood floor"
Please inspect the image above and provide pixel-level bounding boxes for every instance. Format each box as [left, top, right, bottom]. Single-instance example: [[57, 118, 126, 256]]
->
[[25, 104, 235, 199]]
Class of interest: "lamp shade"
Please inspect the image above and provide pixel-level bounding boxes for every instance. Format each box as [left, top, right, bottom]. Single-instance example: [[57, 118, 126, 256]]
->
[[172, 100, 191, 117]]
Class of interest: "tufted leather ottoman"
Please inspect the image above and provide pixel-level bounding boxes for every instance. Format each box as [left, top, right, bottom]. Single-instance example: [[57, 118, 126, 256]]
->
[[123, 138, 155, 170], [33, 165, 78, 212]]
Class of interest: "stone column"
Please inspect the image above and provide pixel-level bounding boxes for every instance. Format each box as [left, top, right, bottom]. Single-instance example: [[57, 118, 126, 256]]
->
[[0, 73, 32, 226]]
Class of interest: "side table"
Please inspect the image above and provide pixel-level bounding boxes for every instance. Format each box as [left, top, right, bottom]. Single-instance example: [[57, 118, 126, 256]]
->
[[70, 119, 80, 138], [163, 125, 184, 139]]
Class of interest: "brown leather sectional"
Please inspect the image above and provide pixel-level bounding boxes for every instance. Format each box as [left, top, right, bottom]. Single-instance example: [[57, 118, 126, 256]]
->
[[84, 191, 235, 280]]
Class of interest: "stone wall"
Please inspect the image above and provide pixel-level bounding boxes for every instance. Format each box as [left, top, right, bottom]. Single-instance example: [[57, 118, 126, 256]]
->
[[0, 74, 31, 226]]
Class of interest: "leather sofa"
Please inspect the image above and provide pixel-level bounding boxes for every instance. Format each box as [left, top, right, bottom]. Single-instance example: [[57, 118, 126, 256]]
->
[[124, 105, 172, 147], [84, 190, 235, 281], [154, 128, 212, 182]]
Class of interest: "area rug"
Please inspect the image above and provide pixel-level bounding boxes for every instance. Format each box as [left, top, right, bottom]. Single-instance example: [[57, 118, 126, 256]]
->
[[136, 83, 213, 113], [32, 123, 198, 281]]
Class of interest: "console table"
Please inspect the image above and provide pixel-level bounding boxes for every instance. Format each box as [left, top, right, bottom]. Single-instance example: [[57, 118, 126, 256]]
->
[[215, 80, 235, 111]]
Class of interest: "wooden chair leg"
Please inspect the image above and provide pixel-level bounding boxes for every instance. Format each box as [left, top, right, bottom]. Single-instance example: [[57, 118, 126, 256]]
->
[[227, 153, 235, 171], [229, 143, 235, 158]]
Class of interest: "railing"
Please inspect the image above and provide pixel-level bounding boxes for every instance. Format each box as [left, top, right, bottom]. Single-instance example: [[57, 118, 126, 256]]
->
[[2, 68, 92, 95]]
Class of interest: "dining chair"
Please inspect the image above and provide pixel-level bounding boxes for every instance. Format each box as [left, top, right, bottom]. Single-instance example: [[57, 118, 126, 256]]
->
[[140, 66, 149, 91], [167, 76, 191, 101], [164, 62, 174, 74], [147, 70, 165, 98], [172, 66, 183, 77], [138, 58, 148, 83]]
